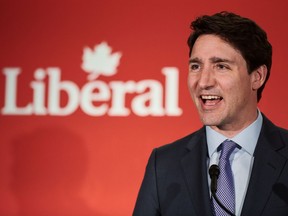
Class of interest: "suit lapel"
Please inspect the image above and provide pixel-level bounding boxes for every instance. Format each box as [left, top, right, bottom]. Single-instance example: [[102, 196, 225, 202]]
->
[[241, 116, 287, 215], [181, 128, 213, 216]]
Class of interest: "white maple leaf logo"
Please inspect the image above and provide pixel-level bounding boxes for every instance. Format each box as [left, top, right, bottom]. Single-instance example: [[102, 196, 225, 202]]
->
[[81, 41, 122, 80]]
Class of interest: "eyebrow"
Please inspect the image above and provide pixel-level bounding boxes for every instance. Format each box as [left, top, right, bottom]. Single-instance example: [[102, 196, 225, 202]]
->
[[189, 57, 235, 64], [189, 57, 201, 64], [210, 57, 235, 64]]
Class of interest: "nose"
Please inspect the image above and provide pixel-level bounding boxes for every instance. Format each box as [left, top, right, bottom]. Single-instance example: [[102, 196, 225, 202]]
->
[[198, 68, 215, 90]]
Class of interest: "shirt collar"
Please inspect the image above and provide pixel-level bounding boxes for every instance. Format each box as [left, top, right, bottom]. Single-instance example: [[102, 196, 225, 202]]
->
[[206, 110, 263, 158]]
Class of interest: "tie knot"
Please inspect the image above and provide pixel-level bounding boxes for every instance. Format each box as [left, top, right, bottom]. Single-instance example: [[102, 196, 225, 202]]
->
[[219, 140, 237, 160]]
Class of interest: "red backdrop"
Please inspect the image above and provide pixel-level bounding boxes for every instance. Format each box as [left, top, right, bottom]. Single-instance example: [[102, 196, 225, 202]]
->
[[1, 0, 288, 215]]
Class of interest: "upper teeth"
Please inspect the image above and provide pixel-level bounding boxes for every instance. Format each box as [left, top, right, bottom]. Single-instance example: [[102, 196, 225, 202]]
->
[[201, 95, 221, 100]]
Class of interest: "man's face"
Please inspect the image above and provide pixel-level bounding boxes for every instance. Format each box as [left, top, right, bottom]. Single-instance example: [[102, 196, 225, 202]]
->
[[188, 34, 259, 135]]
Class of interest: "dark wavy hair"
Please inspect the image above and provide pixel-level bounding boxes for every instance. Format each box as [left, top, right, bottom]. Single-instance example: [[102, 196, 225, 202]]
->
[[187, 11, 272, 101]]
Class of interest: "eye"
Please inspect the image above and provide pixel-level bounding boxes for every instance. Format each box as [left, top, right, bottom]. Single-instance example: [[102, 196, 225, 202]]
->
[[215, 63, 230, 70], [189, 63, 200, 71]]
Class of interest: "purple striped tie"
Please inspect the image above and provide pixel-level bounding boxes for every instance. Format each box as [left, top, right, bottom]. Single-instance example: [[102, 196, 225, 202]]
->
[[212, 140, 237, 216]]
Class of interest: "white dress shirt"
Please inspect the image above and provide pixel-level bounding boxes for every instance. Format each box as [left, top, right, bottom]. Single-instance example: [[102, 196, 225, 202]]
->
[[206, 111, 263, 216]]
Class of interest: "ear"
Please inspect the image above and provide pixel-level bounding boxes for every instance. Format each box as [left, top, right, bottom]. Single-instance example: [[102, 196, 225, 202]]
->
[[251, 65, 267, 90]]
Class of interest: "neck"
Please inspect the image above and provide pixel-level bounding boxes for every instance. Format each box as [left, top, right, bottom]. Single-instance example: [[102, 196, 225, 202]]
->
[[211, 110, 259, 138]]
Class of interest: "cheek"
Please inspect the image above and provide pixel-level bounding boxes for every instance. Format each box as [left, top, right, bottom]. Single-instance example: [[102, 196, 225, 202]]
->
[[187, 78, 198, 102], [225, 80, 250, 105], [233, 77, 252, 95], [187, 75, 197, 90]]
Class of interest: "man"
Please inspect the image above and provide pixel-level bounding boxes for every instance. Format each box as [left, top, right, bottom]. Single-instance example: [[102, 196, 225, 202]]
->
[[133, 11, 288, 216]]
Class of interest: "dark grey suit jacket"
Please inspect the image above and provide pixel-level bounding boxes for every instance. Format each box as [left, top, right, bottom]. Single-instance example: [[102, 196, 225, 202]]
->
[[133, 115, 288, 216]]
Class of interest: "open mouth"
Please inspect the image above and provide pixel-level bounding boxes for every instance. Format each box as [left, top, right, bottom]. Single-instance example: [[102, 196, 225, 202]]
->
[[200, 95, 223, 105]]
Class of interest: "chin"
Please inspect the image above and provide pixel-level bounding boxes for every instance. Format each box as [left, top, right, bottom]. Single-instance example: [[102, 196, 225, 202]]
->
[[200, 116, 221, 127]]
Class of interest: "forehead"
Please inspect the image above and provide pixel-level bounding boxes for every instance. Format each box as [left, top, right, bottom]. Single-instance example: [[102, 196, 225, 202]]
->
[[190, 34, 244, 61]]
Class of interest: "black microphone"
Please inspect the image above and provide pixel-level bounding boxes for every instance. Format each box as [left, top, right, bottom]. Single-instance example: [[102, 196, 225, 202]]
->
[[209, 164, 219, 194], [209, 164, 235, 216]]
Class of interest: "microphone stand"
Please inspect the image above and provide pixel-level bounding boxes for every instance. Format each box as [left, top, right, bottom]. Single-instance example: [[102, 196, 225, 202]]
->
[[209, 164, 236, 216]]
